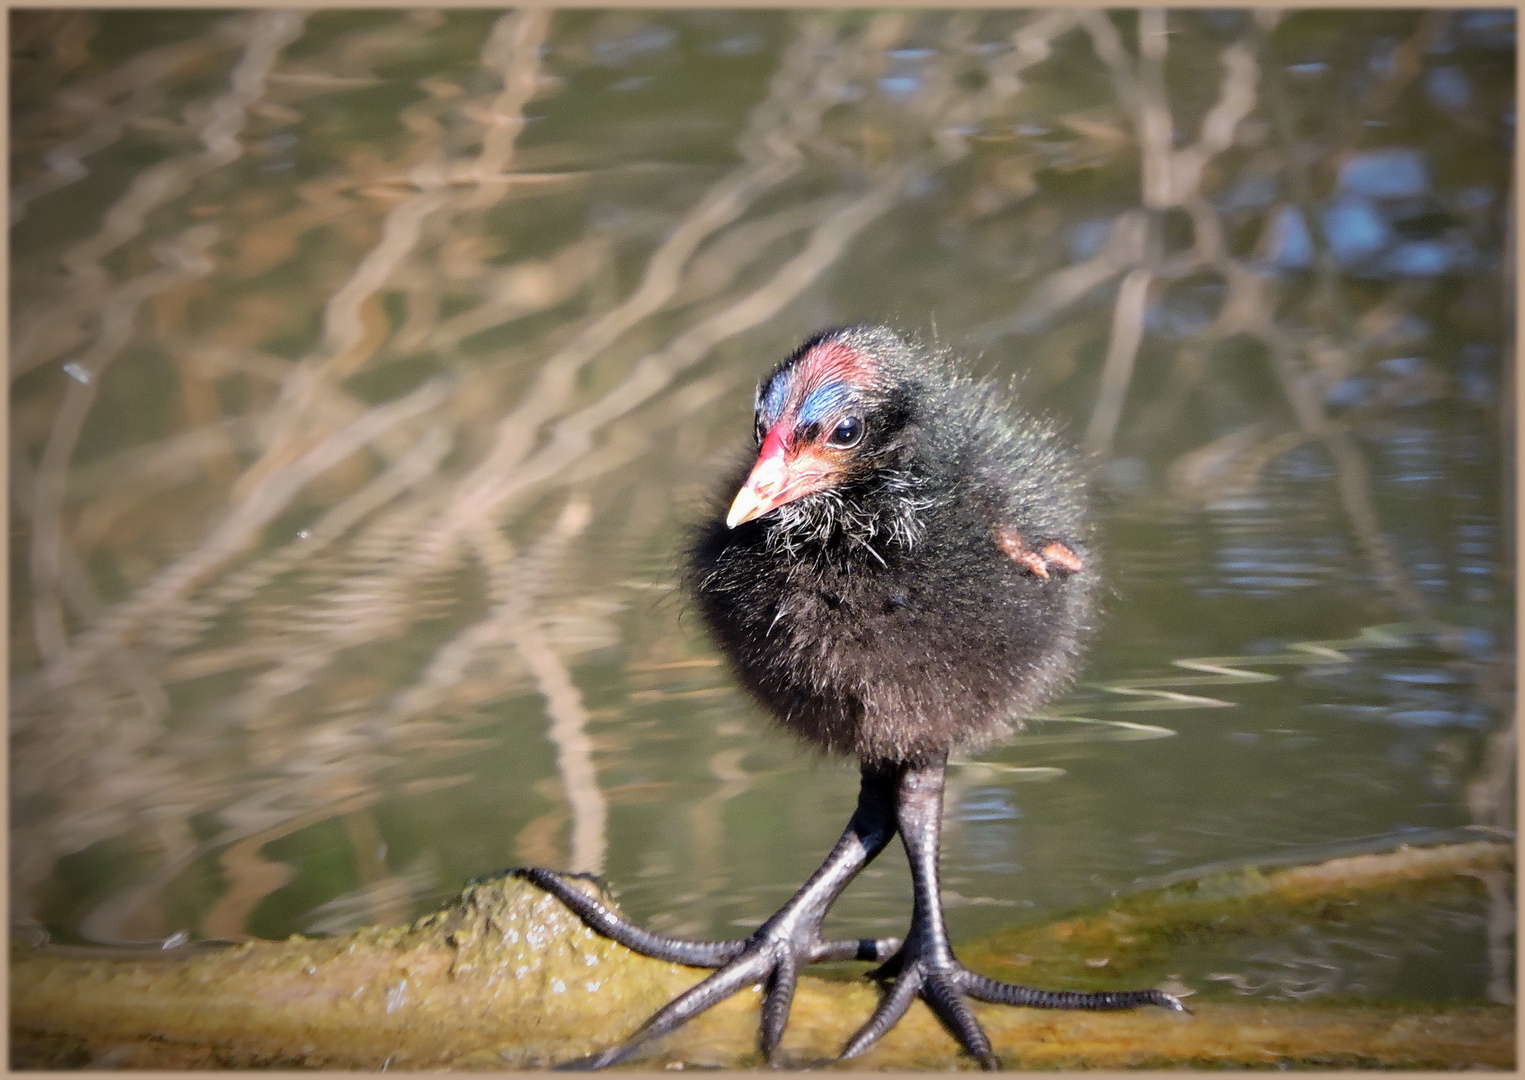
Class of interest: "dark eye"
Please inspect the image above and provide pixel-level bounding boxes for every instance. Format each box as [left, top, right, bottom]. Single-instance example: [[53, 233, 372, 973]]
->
[[826, 416, 863, 448]]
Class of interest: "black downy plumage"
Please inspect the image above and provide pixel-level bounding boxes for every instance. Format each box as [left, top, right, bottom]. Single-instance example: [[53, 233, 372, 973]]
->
[[520, 326, 1183, 1071], [689, 323, 1097, 763]]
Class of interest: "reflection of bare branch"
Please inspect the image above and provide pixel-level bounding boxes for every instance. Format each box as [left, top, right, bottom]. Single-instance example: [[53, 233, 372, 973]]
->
[[1175, 96, 1438, 623], [1166, 424, 1324, 507], [10, 17, 244, 226], [1168, 43, 1259, 207], [412, 237, 611, 355], [1134, 9, 1173, 210], [462, 165, 911, 521], [1074, 13, 1438, 616], [27, 226, 220, 664], [434, 20, 861, 518], [202, 791, 377, 942], [1079, 11, 1136, 107], [11, 12, 306, 379], [1266, 341, 1432, 620], [208, 14, 546, 518], [20, 12, 302, 667], [91, 16, 891, 750], [1084, 265, 1152, 458], [158, 424, 454, 659], [65, 417, 263, 534], [1171, 204, 1438, 619], [457, 10, 552, 205], [683, 748, 755, 929], [1477, 868, 1515, 1005], [1462, 581, 1516, 1005], [994, 11, 1080, 101], [1078, 13, 1261, 457], [972, 212, 1149, 343], [505, 541, 608, 875], [669, 199, 841, 310], [14, 376, 453, 717]]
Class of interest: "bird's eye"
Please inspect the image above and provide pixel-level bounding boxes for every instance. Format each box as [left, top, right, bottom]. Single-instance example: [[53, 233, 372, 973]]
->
[[827, 416, 863, 448]]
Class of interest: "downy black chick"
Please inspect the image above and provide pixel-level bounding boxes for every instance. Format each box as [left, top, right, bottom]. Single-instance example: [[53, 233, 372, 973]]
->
[[521, 325, 1183, 1070]]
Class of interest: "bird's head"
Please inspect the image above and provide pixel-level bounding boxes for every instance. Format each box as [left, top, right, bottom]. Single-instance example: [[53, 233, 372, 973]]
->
[[726, 327, 916, 530]]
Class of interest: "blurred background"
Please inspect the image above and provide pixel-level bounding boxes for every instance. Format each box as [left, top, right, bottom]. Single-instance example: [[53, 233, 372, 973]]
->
[[10, 9, 1514, 1006]]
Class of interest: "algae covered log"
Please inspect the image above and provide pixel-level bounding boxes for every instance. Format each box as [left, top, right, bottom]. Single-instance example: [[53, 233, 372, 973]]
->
[[11, 843, 1516, 1070], [961, 838, 1516, 994]]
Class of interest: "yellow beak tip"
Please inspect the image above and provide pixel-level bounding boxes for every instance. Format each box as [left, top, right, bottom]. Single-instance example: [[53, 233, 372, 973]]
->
[[725, 500, 757, 529]]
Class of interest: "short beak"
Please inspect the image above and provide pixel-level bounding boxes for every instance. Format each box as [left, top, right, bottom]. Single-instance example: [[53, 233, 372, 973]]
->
[[726, 425, 830, 528]]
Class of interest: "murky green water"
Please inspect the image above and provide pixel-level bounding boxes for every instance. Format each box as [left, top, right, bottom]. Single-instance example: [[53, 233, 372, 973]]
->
[[10, 9, 1514, 1008]]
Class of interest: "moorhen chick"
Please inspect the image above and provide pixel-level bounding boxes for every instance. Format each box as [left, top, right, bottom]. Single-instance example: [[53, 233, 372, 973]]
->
[[520, 325, 1184, 1069]]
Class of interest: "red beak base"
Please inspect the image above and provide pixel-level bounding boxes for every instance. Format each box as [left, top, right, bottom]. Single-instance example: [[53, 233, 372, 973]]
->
[[726, 425, 834, 528]]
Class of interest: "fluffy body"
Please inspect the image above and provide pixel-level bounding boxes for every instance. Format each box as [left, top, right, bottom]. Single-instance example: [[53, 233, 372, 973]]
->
[[688, 326, 1097, 763]]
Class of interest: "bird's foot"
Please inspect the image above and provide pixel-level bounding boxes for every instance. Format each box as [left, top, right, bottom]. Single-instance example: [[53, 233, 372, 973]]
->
[[513, 868, 899, 1069], [842, 951, 1187, 1070]]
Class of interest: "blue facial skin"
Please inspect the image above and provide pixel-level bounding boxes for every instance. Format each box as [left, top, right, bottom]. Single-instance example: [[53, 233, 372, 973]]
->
[[760, 376, 789, 428], [757, 378, 852, 441], [797, 382, 851, 427]]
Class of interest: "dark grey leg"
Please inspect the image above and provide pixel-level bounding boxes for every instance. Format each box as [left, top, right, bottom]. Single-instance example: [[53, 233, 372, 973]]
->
[[840, 752, 1185, 1070], [525, 759, 905, 1068]]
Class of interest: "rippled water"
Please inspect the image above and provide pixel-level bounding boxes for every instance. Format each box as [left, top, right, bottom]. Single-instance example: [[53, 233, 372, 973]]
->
[[10, 9, 1513, 1006]]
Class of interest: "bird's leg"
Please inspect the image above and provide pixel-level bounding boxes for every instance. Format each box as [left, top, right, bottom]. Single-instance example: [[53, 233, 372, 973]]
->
[[841, 753, 1186, 1070], [531, 759, 904, 1069]]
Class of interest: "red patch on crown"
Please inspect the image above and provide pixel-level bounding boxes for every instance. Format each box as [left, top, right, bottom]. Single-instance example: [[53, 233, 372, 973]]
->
[[796, 342, 875, 388]]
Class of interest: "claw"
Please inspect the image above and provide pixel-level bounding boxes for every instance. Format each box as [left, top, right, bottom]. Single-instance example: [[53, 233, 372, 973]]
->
[[554, 1048, 624, 1071]]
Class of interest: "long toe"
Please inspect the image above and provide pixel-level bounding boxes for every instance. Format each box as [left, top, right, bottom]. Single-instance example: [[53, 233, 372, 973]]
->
[[962, 971, 1188, 1014], [758, 948, 798, 1060], [840, 965, 923, 1060], [514, 868, 745, 968], [925, 970, 1000, 1070]]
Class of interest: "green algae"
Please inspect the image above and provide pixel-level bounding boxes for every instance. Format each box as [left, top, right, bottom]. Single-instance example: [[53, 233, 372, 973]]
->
[[12, 843, 1515, 1070], [960, 839, 1514, 997]]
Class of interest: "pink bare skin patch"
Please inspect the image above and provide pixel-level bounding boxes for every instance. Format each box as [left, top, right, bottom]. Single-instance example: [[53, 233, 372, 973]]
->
[[779, 344, 877, 415], [799, 342, 875, 387], [1039, 541, 1084, 573], [994, 526, 1083, 579]]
